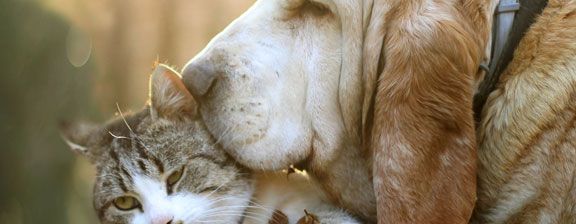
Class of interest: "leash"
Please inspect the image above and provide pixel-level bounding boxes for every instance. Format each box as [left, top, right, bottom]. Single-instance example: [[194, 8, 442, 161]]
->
[[473, 0, 549, 123]]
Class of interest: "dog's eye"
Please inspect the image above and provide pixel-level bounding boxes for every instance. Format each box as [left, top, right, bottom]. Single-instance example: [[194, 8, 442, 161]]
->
[[113, 196, 141, 211]]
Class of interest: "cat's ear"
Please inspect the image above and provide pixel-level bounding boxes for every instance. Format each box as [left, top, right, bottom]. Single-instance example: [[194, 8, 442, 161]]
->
[[59, 121, 99, 159], [149, 64, 197, 120]]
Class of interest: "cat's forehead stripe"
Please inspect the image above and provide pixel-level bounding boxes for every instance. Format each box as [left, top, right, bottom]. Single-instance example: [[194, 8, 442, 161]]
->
[[150, 155, 165, 174], [120, 167, 133, 184], [133, 140, 151, 160], [116, 175, 129, 192], [137, 160, 148, 174], [114, 164, 132, 191], [134, 139, 165, 173], [105, 146, 131, 193]]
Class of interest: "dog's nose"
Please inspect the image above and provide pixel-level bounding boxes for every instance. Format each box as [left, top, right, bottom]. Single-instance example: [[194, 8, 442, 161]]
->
[[182, 60, 218, 98]]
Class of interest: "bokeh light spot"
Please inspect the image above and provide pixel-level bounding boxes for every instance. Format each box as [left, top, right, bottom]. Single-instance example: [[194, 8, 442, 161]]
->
[[66, 26, 92, 68]]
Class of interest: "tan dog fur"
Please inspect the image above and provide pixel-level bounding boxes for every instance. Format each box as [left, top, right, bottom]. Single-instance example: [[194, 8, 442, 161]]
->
[[367, 0, 496, 223], [473, 1, 576, 223]]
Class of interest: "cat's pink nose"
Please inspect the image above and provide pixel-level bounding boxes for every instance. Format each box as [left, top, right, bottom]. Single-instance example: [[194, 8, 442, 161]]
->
[[151, 214, 173, 224]]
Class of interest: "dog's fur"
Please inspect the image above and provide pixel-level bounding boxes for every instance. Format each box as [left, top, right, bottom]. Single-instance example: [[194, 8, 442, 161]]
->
[[472, 1, 576, 223], [181, 0, 499, 223], [367, 0, 500, 223]]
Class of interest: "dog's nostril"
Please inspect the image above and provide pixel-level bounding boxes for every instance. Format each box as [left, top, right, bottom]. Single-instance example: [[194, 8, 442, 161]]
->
[[182, 61, 218, 97], [166, 220, 173, 224]]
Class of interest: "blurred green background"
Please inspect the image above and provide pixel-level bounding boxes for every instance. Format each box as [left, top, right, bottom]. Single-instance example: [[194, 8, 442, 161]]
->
[[0, 0, 253, 223]]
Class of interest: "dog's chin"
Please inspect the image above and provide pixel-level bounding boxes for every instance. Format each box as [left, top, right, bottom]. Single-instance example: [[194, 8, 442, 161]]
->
[[218, 124, 312, 171], [199, 100, 311, 170]]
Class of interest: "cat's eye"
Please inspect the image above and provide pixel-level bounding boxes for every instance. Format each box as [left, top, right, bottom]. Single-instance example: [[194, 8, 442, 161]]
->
[[166, 166, 185, 193], [113, 196, 140, 211]]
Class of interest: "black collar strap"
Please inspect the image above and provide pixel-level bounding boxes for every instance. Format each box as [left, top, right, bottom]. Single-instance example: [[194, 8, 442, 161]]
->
[[473, 0, 549, 123]]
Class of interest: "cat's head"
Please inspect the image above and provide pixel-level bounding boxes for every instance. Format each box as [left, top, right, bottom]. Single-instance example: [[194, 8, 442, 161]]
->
[[61, 65, 253, 224]]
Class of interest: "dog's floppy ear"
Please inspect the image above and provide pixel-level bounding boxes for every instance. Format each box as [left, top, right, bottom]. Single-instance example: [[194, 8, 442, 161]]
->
[[368, 0, 491, 223], [149, 64, 197, 120]]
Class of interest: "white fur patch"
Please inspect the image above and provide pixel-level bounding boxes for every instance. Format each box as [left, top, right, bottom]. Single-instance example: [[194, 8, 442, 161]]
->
[[130, 175, 211, 224], [129, 175, 252, 224]]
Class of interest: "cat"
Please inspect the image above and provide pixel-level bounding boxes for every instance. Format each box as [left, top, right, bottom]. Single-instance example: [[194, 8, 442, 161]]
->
[[60, 64, 360, 224]]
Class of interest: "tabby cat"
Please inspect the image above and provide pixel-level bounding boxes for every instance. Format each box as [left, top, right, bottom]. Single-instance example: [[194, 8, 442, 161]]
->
[[61, 64, 359, 224]]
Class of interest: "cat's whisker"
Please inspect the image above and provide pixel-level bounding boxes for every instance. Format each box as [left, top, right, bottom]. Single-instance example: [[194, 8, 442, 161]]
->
[[202, 181, 233, 200], [199, 203, 274, 222], [212, 124, 233, 147], [198, 197, 232, 210], [200, 215, 265, 223], [200, 211, 269, 223], [191, 195, 272, 222], [199, 169, 252, 202], [248, 200, 275, 212], [202, 195, 247, 210], [219, 123, 244, 149], [198, 214, 267, 224], [94, 173, 122, 179], [202, 210, 271, 221], [210, 123, 242, 153], [115, 103, 135, 134], [107, 131, 129, 139], [194, 220, 227, 223], [182, 195, 244, 219], [113, 104, 155, 153], [205, 205, 270, 211], [242, 216, 270, 224], [133, 136, 152, 151]]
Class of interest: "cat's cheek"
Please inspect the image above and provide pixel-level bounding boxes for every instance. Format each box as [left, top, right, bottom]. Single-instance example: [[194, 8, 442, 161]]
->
[[130, 213, 148, 224], [201, 191, 254, 223], [168, 193, 213, 221]]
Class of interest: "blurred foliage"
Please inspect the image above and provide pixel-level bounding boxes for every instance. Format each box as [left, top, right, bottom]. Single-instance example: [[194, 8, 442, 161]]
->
[[0, 0, 253, 223]]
